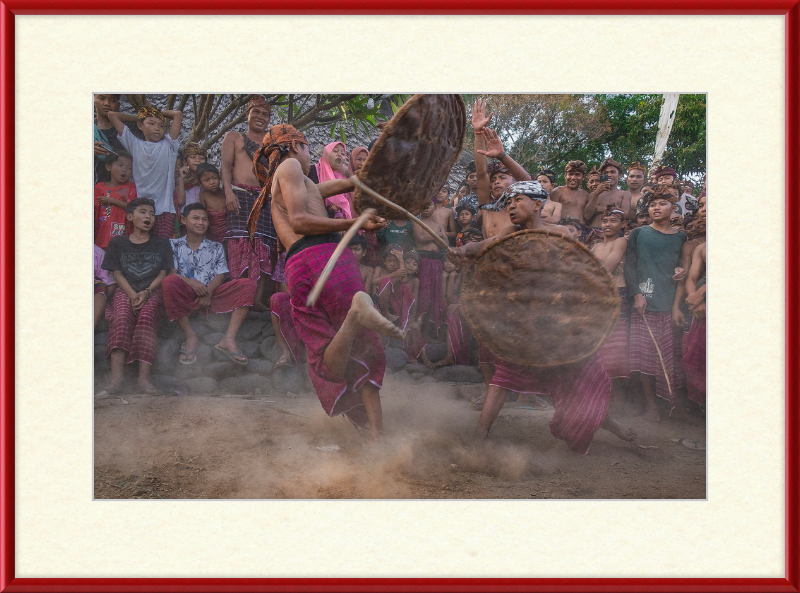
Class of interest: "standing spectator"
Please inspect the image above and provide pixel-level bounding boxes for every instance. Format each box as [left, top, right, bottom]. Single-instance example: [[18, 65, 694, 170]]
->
[[626, 161, 647, 221], [94, 94, 137, 184], [175, 142, 207, 214], [536, 168, 563, 224], [452, 181, 470, 210], [549, 160, 590, 224], [308, 141, 351, 219], [109, 104, 183, 239], [583, 158, 632, 233], [94, 151, 136, 249]]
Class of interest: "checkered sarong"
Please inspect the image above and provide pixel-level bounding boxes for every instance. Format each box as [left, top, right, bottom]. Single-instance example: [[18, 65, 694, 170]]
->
[[682, 317, 706, 407], [285, 244, 385, 427], [417, 251, 444, 330], [152, 212, 176, 239], [162, 275, 256, 321], [105, 288, 164, 365], [629, 310, 679, 404], [598, 287, 630, 379], [270, 291, 303, 364], [227, 237, 272, 280], [446, 306, 473, 366]]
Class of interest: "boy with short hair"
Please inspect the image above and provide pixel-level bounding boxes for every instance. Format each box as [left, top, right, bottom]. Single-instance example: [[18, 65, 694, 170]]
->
[[162, 203, 257, 365], [536, 168, 563, 224], [99, 198, 174, 395], [454, 203, 477, 247], [550, 160, 590, 224], [196, 163, 228, 243], [176, 142, 207, 213], [109, 104, 183, 239], [624, 187, 688, 422], [348, 234, 374, 296], [95, 151, 136, 249]]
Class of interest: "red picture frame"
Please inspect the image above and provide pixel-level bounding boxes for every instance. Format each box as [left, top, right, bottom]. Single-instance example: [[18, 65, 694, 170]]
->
[[1, 3, 798, 592]]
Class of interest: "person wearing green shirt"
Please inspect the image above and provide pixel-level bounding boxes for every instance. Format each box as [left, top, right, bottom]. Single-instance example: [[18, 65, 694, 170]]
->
[[624, 187, 689, 423]]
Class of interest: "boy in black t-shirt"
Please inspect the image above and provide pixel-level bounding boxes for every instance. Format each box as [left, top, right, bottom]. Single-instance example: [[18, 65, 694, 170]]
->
[[99, 198, 174, 396]]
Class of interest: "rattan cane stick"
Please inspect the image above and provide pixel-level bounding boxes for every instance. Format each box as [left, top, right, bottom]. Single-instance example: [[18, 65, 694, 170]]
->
[[306, 209, 376, 308], [350, 176, 455, 256], [640, 312, 673, 396]]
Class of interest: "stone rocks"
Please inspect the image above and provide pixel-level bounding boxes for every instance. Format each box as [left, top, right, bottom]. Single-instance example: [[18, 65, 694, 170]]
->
[[154, 339, 181, 373], [94, 343, 107, 361], [271, 365, 304, 393], [184, 377, 218, 395], [150, 374, 182, 391], [391, 370, 413, 383], [260, 336, 277, 358], [456, 384, 485, 401], [405, 363, 431, 375], [261, 343, 283, 363], [201, 362, 238, 380], [385, 347, 408, 372], [203, 332, 225, 345], [207, 312, 232, 332], [94, 332, 108, 346], [195, 344, 213, 365], [410, 372, 425, 380], [247, 359, 274, 376], [220, 374, 270, 395], [424, 343, 447, 364], [247, 310, 263, 321], [173, 362, 204, 381], [240, 341, 262, 360], [238, 320, 263, 342], [418, 376, 438, 384], [95, 318, 109, 334], [260, 311, 273, 322], [432, 365, 483, 383], [261, 324, 276, 338]]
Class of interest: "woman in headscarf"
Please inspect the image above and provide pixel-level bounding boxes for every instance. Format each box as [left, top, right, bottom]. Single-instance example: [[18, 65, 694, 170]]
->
[[348, 146, 369, 175], [308, 141, 351, 219]]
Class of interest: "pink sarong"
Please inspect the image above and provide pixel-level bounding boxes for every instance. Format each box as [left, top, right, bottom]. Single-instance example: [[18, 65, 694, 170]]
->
[[491, 354, 611, 455], [376, 277, 415, 331], [270, 291, 303, 364], [227, 237, 272, 280], [417, 250, 444, 330], [446, 306, 473, 366], [207, 209, 227, 243], [681, 317, 706, 407], [162, 276, 256, 321], [629, 310, 680, 405], [285, 243, 385, 428], [152, 212, 176, 239], [105, 288, 164, 365]]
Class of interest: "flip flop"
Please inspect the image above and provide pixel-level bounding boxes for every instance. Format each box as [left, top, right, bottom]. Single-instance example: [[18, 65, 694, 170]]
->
[[179, 344, 197, 365], [95, 387, 120, 398], [142, 387, 162, 395], [215, 344, 248, 365], [273, 358, 291, 370]]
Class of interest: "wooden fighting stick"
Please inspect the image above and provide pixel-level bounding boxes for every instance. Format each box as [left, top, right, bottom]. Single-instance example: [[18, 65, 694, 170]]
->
[[306, 209, 376, 308], [640, 312, 673, 397]]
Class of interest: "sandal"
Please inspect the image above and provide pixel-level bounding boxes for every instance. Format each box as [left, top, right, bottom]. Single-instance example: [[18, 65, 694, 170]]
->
[[179, 343, 197, 365], [215, 344, 248, 365], [95, 387, 120, 398], [273, 357, 291, 370]]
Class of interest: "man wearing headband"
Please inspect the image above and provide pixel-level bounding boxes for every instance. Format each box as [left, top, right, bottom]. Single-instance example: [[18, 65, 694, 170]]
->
[[682, 194, 707, 409], [550, 160, 590, 224], [535, 167, 562, 224], [624, 186, 689, 423], [265, 124, 401, 440], [219, 95, 277, 311], [592, 205, 632, 395], [584, 158, 632, 233], [625, 161, 647, 222], [109, 103, 184, 239], [450, 181, 636, 454]]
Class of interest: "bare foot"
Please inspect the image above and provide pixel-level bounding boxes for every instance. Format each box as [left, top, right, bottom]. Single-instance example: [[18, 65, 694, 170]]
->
[[518, 394, 550, 410], [137, 380, 161, 395], [471, 394, 486, 407], [217, 336, 240, 354], [601, 417, 637, 441], [351, 292, 404, 340]]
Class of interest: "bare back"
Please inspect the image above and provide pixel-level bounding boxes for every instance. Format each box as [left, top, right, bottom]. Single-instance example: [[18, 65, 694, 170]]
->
[[550, 186, 590, 223]]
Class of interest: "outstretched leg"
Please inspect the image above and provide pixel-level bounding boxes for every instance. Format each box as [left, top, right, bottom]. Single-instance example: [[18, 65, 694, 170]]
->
[[323, 292, 403, 378], [359, 382, 383, 440], [475, 384, 509, 439], [639, 373, 661, 422], [600, 416, 637, 442]]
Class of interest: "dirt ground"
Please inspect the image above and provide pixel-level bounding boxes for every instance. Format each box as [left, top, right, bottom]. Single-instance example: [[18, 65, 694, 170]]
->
[[94, 376, 707, 500]]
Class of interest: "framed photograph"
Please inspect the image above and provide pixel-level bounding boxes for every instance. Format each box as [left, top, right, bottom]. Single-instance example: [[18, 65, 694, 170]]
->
[[2, 2, 797, 591]]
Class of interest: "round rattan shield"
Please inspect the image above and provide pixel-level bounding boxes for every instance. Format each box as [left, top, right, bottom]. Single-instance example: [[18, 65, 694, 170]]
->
[[460, 230, 621, 367], [353, 94, 466, 219]]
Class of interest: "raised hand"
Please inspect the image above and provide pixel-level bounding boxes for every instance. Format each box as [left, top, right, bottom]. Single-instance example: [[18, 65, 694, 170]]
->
[[476, 128, 505, 159], [471, 98, 493, 133], [179, 165, 190, 180]]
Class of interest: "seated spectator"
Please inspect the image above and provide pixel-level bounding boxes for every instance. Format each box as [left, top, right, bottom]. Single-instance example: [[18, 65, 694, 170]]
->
[[99, 198, 174, 396], [162, 203, 257, 365], [95, 151, 136, 249], [109, 104, 183, 239], [94, 245, 116, 330], [175, 142, 207, 214], [196, 163, 227, 243]]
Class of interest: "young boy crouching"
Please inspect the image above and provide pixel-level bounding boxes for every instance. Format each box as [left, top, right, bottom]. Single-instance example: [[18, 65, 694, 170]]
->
[[162, 203, 257, 365], [99, 198, 174, 395]]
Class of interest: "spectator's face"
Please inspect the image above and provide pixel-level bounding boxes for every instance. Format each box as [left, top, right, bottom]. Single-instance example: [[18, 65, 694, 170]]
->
[[437, 187, 450, 204], [294, 141, 312, 175], [602, 166, 620, 186], [586, 174, 600, 192], [536, 175, 554, 194], [185, 154, 206, 171], [601, 215, 623, 238], [348, 243, 364, 262], [199, 172, 220, 192], [457, 210, 474, 226], [127, 204, 155, 231], [247, 106, 270, 132], [456, 185, 470, 200], [627, 170, 645, 191], [182, 209, 210, 235], [680, 181, 693, 194], [648, 198, 674, 222], [404, 257, 419, 276], [106, 156, 132, 184], [491, 173, 514, 199], [637, 212, 652, 226], [94, 94, 120, 117], [443, 259, 456, 273], [670, 214, 684, 229], [466, 172, 478, 191], [507, 195, 539, 225], [138, 117, 166, 142], [564, 224, 580, 241], [351, 151, 368, 173], [327, 144, 346, 171], [383, 252, 401, 273], [656, 174, 675, 185], [698, 195, 706, 218], [420, 201, 435, 217], [464, 233, 482, 244], [684, 220, 696, 238], [565, 171, 585, 189]]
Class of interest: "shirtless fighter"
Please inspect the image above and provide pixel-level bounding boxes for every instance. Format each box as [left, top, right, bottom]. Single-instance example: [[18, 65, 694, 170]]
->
[[550, 161, 591, 225], [451, 181, 636, 454], [250, 124, 403, 439]]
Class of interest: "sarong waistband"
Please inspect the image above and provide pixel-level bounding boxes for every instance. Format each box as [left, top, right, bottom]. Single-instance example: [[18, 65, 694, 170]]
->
[[231, 184, 262, 193], [286, 233, 341, 262], [417, 249, 443, 260]]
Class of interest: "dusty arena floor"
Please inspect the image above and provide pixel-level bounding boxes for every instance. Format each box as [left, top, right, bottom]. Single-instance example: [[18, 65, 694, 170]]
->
[[94, 376, 707, 500]]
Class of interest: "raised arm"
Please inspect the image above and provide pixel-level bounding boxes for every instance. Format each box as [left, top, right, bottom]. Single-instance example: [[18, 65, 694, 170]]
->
[[317, 177, 355, 199], [583, 181, 611, 222], [161, 109, 184, 140], [471, 99, 494, 206], [107, 111, 128, 136], [477, 128, 531, 182]]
